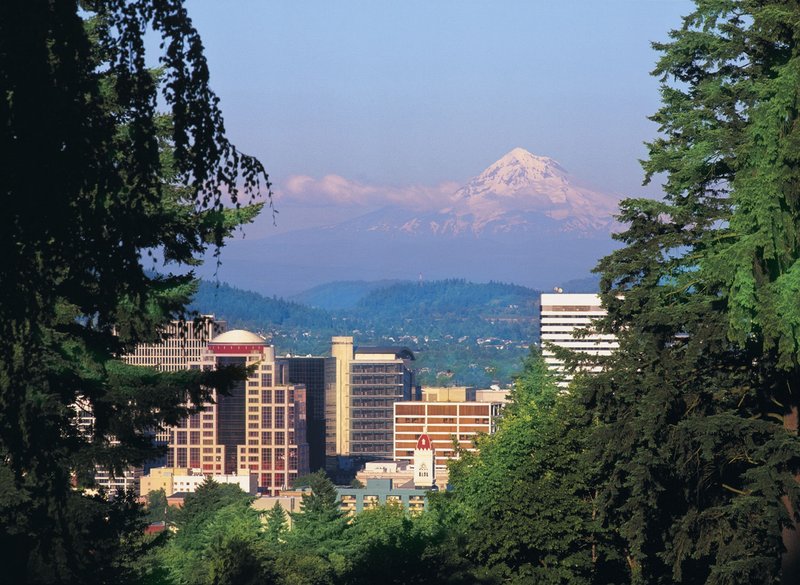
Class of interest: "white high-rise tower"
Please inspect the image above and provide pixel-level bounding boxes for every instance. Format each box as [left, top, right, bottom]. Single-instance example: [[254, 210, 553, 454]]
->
[[539, 293, 617, 385]]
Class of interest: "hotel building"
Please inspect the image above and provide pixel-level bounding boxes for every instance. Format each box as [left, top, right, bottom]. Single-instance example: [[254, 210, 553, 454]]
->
[[164, 330, 310, 495]]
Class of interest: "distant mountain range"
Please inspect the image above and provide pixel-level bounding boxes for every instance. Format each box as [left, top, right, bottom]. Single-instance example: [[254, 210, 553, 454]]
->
[[200, 148, 621, 297]]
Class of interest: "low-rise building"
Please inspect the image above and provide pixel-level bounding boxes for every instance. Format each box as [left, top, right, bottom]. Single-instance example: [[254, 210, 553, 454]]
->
[[393, 400, 503, 468], [139, 467, 258, 497], [336, 478, 428, 516]]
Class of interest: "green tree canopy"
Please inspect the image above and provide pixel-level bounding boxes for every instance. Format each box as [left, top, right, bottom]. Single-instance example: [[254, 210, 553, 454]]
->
[[580, 1, 800, 583], [0, 1, 268, 582], [446, 349, 623, 584]]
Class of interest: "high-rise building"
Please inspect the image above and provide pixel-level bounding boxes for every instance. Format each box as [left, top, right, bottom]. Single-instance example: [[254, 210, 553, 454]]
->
[[539, 293, 617, 384], [122, 316, 226, 371], [278, 356, 332, 472], [165, 329, 310, 495], [74, 317, 227, 494], [326, 337, 417, 464]]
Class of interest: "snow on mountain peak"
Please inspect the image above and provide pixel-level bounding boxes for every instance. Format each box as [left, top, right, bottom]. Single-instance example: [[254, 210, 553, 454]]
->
[[454, 147, 570, 201], [445, 147, 621, 233]]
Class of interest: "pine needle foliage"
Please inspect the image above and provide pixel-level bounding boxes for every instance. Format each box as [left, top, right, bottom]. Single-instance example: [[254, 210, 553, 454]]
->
[[581, 2, 800, 583]]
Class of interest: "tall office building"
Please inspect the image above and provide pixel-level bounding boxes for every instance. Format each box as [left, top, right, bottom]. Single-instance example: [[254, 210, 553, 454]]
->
[[326, 336, 417, 464], [539, 293, 617, 384], [122, 316, 226, 371], [74, 316, 227, 493], [277, 356, 332, 472], [165, 330, 310, 495]]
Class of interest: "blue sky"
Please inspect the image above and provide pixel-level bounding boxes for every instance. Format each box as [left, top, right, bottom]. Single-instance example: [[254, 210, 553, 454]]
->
[[185, 0, 694, 201]]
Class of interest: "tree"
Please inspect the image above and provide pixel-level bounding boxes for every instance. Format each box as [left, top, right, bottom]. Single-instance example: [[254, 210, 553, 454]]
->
[[280, 470, 349, 584], [581, 1, 800, 583], [445, 349, 622, 584], [161, 495, 276, 585], [265, 501, 289, 544], [0, 1, 269, 582], [144, 488, 179, 526], [294, 470, 341, 515]]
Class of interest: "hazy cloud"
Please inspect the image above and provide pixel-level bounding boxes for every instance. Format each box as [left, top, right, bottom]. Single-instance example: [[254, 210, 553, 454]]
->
[[279, 174, 460, 212]]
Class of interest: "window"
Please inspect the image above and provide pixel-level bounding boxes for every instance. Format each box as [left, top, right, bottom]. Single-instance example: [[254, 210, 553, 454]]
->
[[261, 407, 272, 427], [262, 432, 272, 444], [275, 407, 285, 427], [275, 431, 285, 445], [261, 448, 272, 466], [261, 374, 272, 386], [275, 389, 285, 403], [176, 431, 187, 445]]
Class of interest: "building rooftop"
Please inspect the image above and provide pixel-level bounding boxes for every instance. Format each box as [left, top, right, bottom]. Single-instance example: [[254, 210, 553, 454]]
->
[[210, 329, 267, 345], [354, 346, 415, 360]]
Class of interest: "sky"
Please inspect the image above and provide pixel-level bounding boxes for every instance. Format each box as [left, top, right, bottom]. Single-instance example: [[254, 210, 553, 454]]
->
[[184, 0, 695, 205]]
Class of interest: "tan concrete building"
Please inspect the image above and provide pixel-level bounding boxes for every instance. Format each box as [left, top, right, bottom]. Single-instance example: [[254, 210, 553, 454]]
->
[[325, 337, 417, 462], [422, 386, 476, 402], [139, 467, 258, 497], [164, 330, 310, 495]]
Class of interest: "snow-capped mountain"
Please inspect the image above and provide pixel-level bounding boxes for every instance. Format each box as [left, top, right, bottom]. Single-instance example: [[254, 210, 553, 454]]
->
[[201, 148, 623, 296], [341, 147, 621, 236]]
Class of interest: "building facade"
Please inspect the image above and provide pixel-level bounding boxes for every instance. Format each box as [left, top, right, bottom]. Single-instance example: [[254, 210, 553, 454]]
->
[[164, 330, 310, 495], [337, 478, 427, 516], [279, 356, 332, 472], [139, 467, 258, 497], [121, 316, 226, 371], [539, 293, 617, 384], [72, 317, 228, 494], [393, 400, 503, 468], [326, 337, 417, 463]]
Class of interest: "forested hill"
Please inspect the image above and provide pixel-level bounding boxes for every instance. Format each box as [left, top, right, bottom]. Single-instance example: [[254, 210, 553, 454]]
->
[[353, 279, 539, 341], [191, 281, 334, 332], [189, 278, 542, 387]]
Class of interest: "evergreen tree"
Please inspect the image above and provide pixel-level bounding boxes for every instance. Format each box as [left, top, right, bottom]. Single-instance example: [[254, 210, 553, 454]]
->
[[446, 349, 623, 584], [265, 501, 289, 544], [0, 1, 269, 582], [582, 1, 800, 583]]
